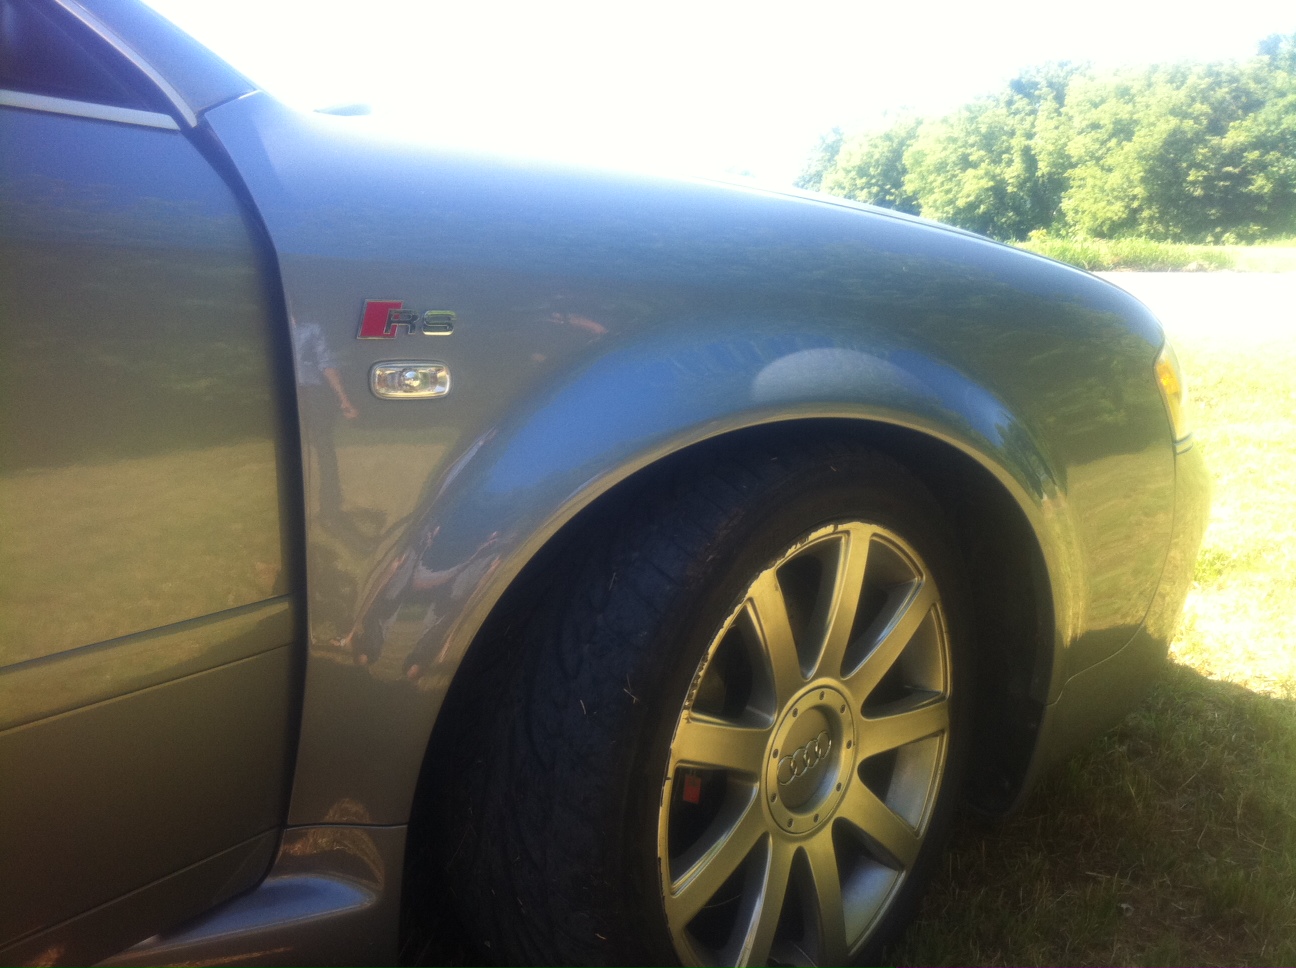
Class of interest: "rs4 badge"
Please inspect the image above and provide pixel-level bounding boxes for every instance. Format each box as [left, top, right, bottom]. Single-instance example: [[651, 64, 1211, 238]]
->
[[357, 301, 456, 339]]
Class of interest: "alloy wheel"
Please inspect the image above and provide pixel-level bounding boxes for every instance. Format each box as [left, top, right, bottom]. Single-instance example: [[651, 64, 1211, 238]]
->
[[658, 521, 952, 966]]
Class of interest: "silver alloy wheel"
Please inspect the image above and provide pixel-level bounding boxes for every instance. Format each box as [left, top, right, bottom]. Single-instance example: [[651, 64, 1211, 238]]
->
[[658, 521, 952, 966]]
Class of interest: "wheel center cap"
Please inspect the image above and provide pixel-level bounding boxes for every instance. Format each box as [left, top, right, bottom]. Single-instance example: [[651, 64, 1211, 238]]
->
[[774, 708, 833, 806], [765, 685, 856, 834]]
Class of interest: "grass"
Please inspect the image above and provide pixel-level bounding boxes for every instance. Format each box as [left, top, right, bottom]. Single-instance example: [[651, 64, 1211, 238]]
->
[[1017, 234, 1296, 273], [1220, 241, 1296, 273], [886, 295, 1296, 965], [893, 669, 1296, 965], [1172, 330, 1296, 697], [1017, 236, 1237, 271]]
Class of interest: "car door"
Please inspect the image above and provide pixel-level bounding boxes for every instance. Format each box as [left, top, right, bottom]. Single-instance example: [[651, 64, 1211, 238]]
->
[[0, 0, 299, 961]]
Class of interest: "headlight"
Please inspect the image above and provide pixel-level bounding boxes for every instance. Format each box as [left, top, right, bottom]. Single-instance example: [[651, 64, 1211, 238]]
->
[[1154, 341, 1192, 444]]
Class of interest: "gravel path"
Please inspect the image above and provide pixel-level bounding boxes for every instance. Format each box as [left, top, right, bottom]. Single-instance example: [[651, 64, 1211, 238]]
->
[[1096, 271, 1296, 345]]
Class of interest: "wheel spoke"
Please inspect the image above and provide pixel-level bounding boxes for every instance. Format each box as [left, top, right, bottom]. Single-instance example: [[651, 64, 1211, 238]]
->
[[841, 578, 938, 705], [812, 524, 873, 681], [729, 837, 796, 967], [803, 829, 849, 965], [856, 696, 949, 760], [835, 780, 922, 870], [667, 789, 768, 926], [748, 571, 805, 705], [671, 713, 771, 775]]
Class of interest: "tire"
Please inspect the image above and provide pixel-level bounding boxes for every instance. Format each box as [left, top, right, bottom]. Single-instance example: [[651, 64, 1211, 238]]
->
[[437, 438, 970, 966]]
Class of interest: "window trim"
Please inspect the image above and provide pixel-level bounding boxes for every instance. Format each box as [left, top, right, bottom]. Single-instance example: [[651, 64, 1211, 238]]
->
[[51, 0, 199, 127], [0, 87, 179, 129]]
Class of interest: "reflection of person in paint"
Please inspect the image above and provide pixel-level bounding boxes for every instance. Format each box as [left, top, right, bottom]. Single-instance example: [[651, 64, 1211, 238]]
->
[[333, 529, 502, 679], [292, 316, 356, 514]]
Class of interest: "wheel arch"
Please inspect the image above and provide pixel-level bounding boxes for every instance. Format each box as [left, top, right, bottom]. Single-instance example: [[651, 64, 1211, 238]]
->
[[280, 315, 1085, 834], [412, 416, 1055, 870]]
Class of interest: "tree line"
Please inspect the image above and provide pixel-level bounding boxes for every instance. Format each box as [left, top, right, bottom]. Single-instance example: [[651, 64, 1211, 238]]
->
[[797, 34, 1296, 243]]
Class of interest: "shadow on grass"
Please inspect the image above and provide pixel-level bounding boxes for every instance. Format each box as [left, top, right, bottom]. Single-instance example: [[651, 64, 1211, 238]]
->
[[407, 663, 1296, 966], [890, 663, 1296, 967]]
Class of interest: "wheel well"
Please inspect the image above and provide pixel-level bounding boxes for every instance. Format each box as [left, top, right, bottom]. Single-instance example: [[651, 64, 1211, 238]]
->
[[409, 420, 1051, 916], [855, 422, 1053, 813]]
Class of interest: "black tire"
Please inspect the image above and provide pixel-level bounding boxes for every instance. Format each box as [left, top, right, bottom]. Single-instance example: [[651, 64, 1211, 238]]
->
[[435, 437, 970, 966]]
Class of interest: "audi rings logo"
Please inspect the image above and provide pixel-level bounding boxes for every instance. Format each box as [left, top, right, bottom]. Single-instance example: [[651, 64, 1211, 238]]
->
[[777, 731, 832, 785]]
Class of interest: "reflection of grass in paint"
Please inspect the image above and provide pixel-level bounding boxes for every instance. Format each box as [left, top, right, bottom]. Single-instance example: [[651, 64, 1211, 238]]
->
[[1064, 450, 1174, 638], [0, 441, 285, 666]]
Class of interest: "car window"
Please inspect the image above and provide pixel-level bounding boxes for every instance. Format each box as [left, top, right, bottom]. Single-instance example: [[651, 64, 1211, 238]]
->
[[0, 0, 165, 110]]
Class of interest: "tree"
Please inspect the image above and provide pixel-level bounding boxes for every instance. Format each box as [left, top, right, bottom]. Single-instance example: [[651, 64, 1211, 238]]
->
[[902, 64, 1078, 239], [794, 128, 844, 192], [1062, 60, 1295, 241], [1259, 32, 1296, 73], [798, 42, 1296, 242], [817, 116, 921, 214], [1222, 76, 1296, 237]]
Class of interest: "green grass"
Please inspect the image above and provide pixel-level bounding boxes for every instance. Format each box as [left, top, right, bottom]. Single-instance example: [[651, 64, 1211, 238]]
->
[[1017, 234, 1296, 272], [892, 669, 1296, 965], [1017, 236, 1237, 271], [888, 307, 1296, 964], [1219, 242, 1296, 273]]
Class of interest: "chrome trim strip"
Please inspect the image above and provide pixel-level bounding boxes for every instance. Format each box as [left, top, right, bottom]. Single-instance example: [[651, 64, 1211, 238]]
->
[[51, 0, 200, 127], [0, 88, 180, 129]]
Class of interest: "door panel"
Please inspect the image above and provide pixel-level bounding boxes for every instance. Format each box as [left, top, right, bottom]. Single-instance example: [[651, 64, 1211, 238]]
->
[[0, 107, 289, 663], [0, 46, 298, 952], [0, 647, 294, 943]]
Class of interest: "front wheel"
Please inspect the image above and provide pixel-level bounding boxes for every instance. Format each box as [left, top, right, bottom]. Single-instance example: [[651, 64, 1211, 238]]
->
[[661, 517, 957, 966], [438, 441, 969, 966]]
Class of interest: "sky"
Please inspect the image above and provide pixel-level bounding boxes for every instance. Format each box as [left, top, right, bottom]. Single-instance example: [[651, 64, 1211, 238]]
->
[[147, 1, 1295, 184]]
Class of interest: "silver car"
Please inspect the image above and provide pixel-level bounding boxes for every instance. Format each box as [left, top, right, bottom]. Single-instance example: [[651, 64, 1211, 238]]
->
[[0, 0, 1207, 964]]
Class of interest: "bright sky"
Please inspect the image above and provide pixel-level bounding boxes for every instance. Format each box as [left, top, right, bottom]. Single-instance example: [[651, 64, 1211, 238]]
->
[[148, 0, 1295, 184]]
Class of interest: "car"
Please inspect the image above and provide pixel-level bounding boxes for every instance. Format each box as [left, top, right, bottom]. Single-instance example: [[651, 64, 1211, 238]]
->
[[0, 0, 1210, 965]]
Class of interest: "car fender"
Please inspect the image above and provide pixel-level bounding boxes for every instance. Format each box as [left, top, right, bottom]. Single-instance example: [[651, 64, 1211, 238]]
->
[[203, 93, 1169, 827]]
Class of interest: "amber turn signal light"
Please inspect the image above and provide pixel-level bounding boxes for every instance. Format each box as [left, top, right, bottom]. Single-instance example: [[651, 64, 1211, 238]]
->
[[1154, 341, 1192, 443]]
